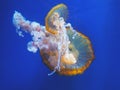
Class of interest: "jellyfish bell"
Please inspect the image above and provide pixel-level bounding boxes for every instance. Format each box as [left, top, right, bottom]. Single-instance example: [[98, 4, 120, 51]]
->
[[40, 4, 94, 75]]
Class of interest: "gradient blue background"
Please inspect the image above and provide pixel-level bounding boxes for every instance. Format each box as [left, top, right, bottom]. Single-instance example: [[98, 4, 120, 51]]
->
[[0, 0, 120, 90]]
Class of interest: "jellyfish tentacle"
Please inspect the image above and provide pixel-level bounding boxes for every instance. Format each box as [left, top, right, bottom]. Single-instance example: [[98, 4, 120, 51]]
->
[[48, 69, 56, 76]]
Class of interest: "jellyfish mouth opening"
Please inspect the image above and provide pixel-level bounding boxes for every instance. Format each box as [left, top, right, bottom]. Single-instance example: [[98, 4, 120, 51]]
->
[[61, 53, 77, 65]]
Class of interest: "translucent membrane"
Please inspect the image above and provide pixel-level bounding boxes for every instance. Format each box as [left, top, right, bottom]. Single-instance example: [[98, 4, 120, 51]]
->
[[41, 4, 94, 75]]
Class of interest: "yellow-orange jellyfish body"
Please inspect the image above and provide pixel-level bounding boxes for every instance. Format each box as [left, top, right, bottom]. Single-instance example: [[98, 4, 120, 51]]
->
[[41, 4, 94, 75]]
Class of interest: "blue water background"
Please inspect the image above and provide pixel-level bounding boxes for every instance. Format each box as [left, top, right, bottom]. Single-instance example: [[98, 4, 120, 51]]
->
[[0, 0, 120, 90]]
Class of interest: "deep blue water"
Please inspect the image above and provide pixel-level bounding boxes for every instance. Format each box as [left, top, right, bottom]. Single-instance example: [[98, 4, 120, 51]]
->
[[0, 0, 120, 90]]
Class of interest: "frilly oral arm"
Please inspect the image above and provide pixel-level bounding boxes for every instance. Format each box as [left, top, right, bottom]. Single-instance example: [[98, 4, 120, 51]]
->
[[13, 11, 42, 33]]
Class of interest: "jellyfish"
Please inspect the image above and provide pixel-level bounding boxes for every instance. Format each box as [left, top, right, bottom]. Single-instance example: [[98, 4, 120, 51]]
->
[[13, 4, 94, 76]]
